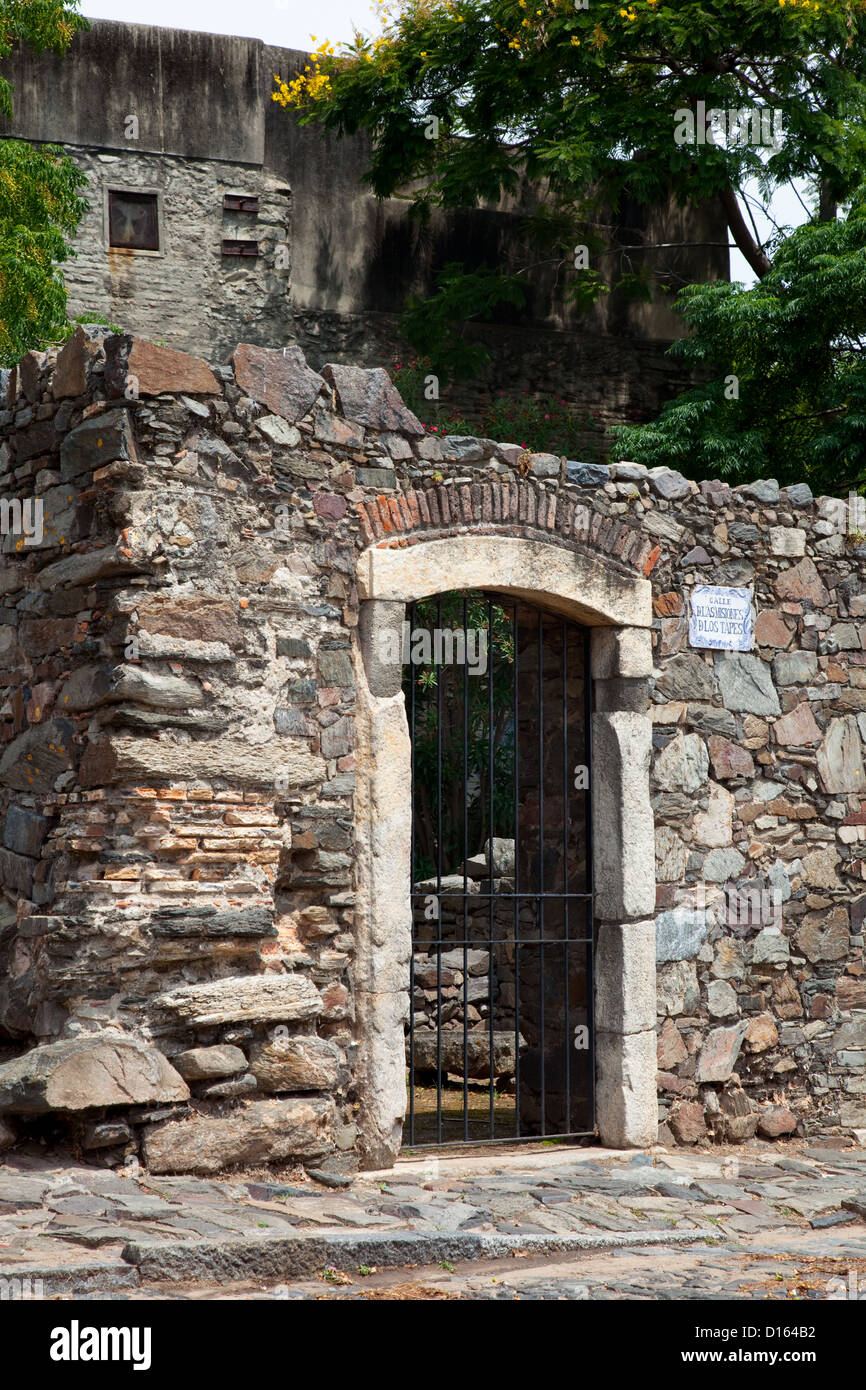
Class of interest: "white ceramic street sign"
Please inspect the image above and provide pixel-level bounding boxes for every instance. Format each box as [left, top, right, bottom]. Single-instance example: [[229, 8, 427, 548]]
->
[[688, 585, 753, 651]]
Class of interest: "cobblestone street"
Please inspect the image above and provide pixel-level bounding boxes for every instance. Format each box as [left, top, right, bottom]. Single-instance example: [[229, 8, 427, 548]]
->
[[3, 1139, 864, 1301]]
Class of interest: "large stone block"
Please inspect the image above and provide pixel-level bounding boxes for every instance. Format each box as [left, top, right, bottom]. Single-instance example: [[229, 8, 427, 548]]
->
[[248, 1035, 341, 1092], [52, 325, 103, 400], [817, 715, 865, 793], [592, 711, 655, 921], [60, 408, 139, 482], [655, 907, 707, 962], [173, 1046, 247, 1081], [657, 960, 700, 1016], [153, 974, 324, 1028], [231, 343, 324, 422], [654, 732, 709, 794], [654, 651, 715, 702], [0, 847, 35, 896], [105, 335, 219, 397], [356, 535, 653, 628], [715, 653, 780, 716], [695, 1020, 749, 1083], [0, 1035, 189, 1114], [2, 805, 48, 859], [142, 1096, 334, 1174], [322, 362, 424, 435], [595, 920, 656, 1033], [408, 1030, 517, 1079], [0, 720, 76, 794], [359, 600, 405, 698], [595, 1029, 657, 1147], [773, 556, 829, 605], [590, 626, 653, 679], [79, 735, 325, 790]]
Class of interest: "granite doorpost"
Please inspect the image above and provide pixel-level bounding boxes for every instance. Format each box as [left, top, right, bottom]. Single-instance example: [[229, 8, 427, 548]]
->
[[591, 627, 658, 1148]]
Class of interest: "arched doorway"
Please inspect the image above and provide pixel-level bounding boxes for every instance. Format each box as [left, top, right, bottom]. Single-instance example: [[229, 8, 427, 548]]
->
[[404, 590, 593, 1148], [352, 532, 657, 1168]]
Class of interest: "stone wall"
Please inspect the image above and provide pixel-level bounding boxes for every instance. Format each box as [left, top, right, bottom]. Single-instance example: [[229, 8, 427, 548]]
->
[[0, 327, 862, 1171]]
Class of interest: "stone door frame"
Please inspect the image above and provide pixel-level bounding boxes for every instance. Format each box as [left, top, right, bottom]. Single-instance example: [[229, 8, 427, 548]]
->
[[353, 535, 658, 1168]]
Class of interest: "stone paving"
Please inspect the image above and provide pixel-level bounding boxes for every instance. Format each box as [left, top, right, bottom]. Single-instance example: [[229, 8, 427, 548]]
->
[[1, 1139, 864, 1299]]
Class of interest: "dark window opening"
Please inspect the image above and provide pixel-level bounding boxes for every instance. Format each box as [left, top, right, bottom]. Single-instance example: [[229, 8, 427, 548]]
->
[[108, 191, 159, 251]]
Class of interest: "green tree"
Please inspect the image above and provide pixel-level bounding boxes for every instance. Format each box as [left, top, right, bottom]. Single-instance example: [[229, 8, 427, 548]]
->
[[274, 1, 866, 482], [0, 1, 89, 363], [614, 194, 866, 490]]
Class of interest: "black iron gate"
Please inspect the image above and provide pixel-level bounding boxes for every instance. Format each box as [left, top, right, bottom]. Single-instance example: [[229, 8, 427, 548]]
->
[[404, 592, 594, 1148]]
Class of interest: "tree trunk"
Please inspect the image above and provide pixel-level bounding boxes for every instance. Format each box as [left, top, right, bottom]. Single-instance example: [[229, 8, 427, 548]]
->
[[819, 179, 837, 223], [719, 187, 772, 278]]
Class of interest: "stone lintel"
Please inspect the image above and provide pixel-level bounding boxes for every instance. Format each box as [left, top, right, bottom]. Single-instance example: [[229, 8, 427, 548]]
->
[[357, 536, 653, 629]]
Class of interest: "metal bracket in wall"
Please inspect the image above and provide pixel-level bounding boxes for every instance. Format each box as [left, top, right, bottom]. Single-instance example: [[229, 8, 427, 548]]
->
[[223, 194, 260, 213], [221, 240, 259, 257]]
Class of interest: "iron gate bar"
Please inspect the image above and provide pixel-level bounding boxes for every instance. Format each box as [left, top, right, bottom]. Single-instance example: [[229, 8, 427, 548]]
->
[[488, 595, 495, 1136], [584, 625, 595, 1129], [563, 619, 570, 1135], [513, 600, 521, 1136], [405, 1128, 596, 1153], [408, 599, 416, 1143], [436, 596, 443, 1146], [537, 607, 545, 1135], [463, 594, 469, 1142]]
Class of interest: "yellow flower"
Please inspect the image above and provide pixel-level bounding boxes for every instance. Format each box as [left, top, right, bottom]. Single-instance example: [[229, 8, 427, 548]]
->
[[570, 35, 580, 44]]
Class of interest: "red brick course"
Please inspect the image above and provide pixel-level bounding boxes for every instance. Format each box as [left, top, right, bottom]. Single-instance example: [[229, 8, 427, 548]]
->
[[354, 479, 662, 578]]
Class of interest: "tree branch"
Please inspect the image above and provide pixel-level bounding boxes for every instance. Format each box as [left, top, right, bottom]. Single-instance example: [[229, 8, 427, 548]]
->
[[719, 186, 772, 277]]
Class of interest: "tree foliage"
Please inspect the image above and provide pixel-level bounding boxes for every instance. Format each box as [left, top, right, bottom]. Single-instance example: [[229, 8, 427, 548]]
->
[[276, 1, 866, 277], [0, 2, 89, 363], [274, 2, 866, 483], [614, 193, 866, 491]]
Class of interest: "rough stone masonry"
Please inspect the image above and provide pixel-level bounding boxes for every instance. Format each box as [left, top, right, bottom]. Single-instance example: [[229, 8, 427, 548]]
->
[[0, 326, 863, 1174]]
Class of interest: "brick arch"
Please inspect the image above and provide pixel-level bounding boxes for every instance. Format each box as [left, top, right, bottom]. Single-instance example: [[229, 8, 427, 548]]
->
[[355, 478, 663, 582], [352, 528, 657, 1169]]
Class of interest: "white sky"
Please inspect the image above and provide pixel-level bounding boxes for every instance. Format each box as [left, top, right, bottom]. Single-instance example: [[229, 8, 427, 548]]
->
[[80, 0, 809, 284], [80, 0, 376, 49]]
